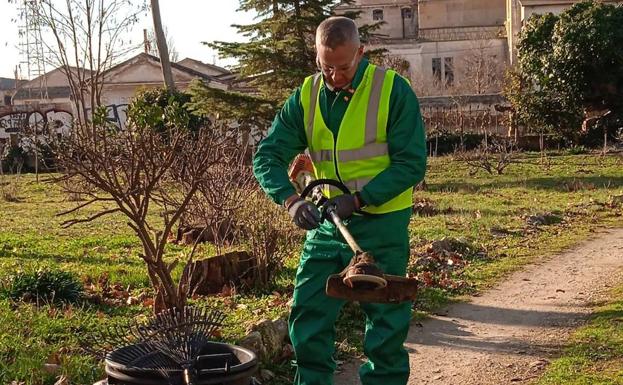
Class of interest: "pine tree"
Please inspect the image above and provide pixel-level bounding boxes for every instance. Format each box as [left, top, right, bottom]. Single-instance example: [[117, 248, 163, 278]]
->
[[188, 0, 365, 133], [213, 0, 344, 102], [191, 0, 381, 136]]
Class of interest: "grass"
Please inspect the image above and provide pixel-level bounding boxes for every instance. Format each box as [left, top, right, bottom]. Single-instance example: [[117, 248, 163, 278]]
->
[[0, 152, 622, 384], [534, 285, 623, 385], [413, 152, 623, 290], [323, 152, 623, 377]]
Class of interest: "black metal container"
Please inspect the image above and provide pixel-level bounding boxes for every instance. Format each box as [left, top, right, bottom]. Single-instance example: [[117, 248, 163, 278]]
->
[[105, 342, 258, 385]]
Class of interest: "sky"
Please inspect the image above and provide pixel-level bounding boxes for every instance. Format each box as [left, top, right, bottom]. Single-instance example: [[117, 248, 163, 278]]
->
[[0, 1, 255, 79]]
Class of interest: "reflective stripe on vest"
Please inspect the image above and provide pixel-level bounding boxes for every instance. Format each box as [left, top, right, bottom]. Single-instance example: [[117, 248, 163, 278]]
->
[[300, 64, 413, 214]]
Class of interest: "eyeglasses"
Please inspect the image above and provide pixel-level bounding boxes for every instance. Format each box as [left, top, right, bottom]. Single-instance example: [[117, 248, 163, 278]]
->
[[316, 49, 360, 76]]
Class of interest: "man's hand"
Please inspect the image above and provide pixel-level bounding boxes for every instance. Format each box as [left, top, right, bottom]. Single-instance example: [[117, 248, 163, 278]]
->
[[286, 197, 322, 230], [322, 194, 360, 220]]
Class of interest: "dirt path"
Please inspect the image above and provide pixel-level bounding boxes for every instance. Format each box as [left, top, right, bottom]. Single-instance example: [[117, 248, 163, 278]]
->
[[334, 228, 623, 385]]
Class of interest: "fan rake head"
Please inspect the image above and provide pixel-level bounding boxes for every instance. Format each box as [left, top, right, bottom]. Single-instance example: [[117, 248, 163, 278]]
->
[[83, 306, 228, 384], [138, 306, 226, 366]]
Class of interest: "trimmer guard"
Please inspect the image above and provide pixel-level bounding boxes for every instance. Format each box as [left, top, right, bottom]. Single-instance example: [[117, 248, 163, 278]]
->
[[326, 274, 419, 303]]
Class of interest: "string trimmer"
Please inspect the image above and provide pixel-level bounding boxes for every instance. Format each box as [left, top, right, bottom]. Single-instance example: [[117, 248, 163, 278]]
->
[[290, 155, 419, 304]]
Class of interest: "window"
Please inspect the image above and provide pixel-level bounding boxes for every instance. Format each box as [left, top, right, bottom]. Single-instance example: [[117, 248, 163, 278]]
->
[[402, 7, 412, 19], [444, 57, 454, 87], [3, 95, 11, 106], [372, 9, 383, 21], [432, 58, 442, 83]]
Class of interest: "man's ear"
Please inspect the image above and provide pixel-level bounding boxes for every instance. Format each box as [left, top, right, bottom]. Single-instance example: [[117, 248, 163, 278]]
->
[[357, 45, 364, 57]]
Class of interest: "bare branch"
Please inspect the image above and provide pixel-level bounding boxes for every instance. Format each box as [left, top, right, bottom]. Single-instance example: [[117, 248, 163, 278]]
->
[[60, 208, 121, 228], [55, 197, 114, 216]]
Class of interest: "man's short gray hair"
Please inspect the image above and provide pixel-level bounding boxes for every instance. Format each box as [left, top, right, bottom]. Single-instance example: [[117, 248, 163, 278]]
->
[[316, 16, 360, 49]]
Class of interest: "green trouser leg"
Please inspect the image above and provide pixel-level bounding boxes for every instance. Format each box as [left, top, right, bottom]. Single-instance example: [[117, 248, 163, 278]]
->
[[356, 214, 411, 385], [358, 302, 411, 385], [289, 227, 350, 385], [289, 208, 412, 385]]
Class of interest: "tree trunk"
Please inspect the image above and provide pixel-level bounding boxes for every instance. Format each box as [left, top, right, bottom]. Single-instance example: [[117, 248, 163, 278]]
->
[[150, 0, 175, 90]]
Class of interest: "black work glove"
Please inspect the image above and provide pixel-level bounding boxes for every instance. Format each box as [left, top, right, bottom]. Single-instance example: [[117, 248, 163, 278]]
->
[[322, 194, 358, 220], [287, 198, 322, 230]]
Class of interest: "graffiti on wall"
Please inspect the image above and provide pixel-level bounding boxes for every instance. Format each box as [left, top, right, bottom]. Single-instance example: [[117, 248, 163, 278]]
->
[[0, 108, 74, 138], [0, 103, 130, 139], [85, 104, 129, 129]]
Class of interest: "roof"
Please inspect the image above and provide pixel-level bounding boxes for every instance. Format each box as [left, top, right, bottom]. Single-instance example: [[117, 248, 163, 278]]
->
[[103, 53, 221, 82], [13, 86, 72, 101], [177, 58, 231, 75], [0, 77, 23, 90]]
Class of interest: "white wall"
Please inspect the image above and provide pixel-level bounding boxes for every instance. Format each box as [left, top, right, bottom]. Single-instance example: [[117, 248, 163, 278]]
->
[[375, 38, 507, 83]]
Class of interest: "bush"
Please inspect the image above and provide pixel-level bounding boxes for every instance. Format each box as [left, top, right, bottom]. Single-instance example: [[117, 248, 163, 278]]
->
[[0, 175, 20, 202], [1, 268, 84, 304], [127, 87, 209, 133], [0, 143, 26, 174], [566, 145, 589, 155], [427, 132, 487, 155], [454, 138, 518, 175], [579, 114, 623, 149], [234, 191, 303, 289]]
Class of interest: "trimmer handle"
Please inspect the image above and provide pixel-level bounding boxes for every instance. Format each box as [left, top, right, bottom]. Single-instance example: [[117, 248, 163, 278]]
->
[[299, 178, 350, 202], [299, 179, 363, 254]]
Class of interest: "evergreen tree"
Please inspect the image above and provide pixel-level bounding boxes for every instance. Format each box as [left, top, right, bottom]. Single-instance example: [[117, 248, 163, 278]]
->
[[505, 0, 623, 144], [188, 0, 374, 135]]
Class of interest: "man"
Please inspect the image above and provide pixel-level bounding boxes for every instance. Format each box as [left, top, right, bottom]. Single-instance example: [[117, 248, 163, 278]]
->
[[253, 16, 426, 385]]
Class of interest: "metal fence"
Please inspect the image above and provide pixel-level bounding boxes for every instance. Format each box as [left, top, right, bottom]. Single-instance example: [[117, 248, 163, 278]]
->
[[419, 93, 510, 137]]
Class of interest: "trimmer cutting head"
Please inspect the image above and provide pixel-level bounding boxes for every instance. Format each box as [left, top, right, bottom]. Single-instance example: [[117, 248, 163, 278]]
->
[[326, 252, 419, 304], [291, 177, 419, 304], [342, 252, 387, 290]]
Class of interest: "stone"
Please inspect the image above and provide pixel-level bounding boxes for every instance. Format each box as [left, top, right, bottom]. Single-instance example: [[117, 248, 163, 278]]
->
[[526, 213, 562, 226], [272, 317, 289, 343], [253, 319, 282, 360], [239, 331, 267, 360]]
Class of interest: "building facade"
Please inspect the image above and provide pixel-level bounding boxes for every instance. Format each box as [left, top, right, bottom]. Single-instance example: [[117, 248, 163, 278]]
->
[[341, 0, 621, 96], [337, 0, 508, 96], [0, 54, 230, 145]]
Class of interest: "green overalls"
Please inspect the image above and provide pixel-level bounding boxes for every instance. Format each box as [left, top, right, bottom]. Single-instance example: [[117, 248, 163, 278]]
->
[[253, 58, 426, 385]]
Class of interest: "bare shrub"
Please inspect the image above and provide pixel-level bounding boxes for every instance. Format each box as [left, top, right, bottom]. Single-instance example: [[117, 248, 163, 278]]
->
[[0, 146, 23, 202], [179, 152, 257, 255], [53, 116, 239, 311], [59, 176, 98, 202], [454, 138, 517, 175], [234, 191, 303, 288], [561, 179, 595, 192], [0, 175, 21, 203]]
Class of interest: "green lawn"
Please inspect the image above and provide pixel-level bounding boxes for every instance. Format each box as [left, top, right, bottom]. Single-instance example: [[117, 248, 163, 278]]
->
[[413, 152, 623, 295], [0, 152, 622, 384], [535, 285, 623, 385]]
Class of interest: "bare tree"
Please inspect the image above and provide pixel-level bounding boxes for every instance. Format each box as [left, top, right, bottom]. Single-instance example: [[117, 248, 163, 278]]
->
[[53, 114, 252, 311], [411, 40, 505, 97], [453, 40, 506, 95], [411, 70, 440, 97], [144, 26, 179, 62], [369, 53, 412, 83], [22, 0, 147, 126]]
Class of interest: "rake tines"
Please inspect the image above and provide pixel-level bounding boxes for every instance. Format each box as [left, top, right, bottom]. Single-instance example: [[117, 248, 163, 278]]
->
[[137, 306, 226, 366], [82, 306, 225, 369]]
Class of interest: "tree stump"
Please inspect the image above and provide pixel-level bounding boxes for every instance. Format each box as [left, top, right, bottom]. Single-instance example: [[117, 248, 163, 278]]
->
[[182, 251, 256, 295]]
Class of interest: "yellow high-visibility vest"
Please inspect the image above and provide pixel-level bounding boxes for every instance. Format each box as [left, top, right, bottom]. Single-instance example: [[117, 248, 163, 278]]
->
[[300, 64, 413, 214]]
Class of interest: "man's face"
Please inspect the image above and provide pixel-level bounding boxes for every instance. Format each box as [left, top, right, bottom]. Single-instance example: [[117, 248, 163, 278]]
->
[[316, 42, 364, 90]]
